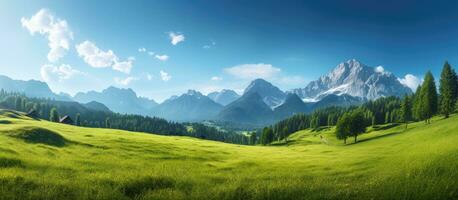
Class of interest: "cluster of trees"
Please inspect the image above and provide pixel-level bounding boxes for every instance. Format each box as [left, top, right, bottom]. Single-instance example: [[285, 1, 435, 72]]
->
[[335, 110, 366, 144], [0, 91, 250, 145], [261, 61, 458, 145], [184, 122, 251, 144]]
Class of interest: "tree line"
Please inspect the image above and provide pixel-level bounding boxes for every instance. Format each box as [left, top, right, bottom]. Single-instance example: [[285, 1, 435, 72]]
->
[[0, 91, 251, 145], [260, 61, 458, 145]]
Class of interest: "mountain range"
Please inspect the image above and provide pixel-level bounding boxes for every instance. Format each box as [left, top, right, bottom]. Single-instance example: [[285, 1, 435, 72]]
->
[[73, 87, 158, 116], [0, 59, 413, 127], [207, 89, 240, 106], [291, 59, 412, 102], [152, 90, 223, 121]]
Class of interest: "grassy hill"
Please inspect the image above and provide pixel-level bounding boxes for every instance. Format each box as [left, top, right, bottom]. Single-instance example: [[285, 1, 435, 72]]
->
[[0, 109, 456, 200]]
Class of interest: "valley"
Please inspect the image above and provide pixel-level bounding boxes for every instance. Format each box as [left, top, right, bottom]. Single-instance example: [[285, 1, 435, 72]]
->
[[0, 110, 456, 199]]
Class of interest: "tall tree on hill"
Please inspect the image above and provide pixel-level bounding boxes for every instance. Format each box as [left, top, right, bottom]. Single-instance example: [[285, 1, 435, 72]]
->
[[75, 113, 81, 126], [50, 108, 59, 122], [335, 113, 350, 144], [349, 110, 366, 143], [261, 127, 274, 145], [420, 71, 438, 124], [249, 132, 257, 145], [105, 117, 111, 128], [282, 126, 289, 142], [15, 97, 22, 111], [412, 86, 422, 121], [439, 62, 457, 118], [401, 95, 412, 129]]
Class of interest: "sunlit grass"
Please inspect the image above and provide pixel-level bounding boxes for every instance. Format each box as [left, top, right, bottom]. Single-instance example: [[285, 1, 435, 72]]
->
[[0, 109, 456, 199]]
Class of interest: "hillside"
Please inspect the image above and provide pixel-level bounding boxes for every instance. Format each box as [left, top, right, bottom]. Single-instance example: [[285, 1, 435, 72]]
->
[[0, 109, 456, 199]]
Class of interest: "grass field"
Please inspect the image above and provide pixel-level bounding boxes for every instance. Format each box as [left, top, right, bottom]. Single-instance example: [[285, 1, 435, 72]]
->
[[0, 109, 457, 200]]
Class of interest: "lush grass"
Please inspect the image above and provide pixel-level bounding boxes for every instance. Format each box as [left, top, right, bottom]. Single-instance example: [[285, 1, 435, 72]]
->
[[0, 109, 457, 200]]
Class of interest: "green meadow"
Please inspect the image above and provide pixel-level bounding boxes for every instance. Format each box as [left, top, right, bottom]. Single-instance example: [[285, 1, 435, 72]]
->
[[0, 109, 456, 200]]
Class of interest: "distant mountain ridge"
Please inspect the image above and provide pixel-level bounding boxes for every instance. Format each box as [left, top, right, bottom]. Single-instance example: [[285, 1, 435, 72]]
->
[[153, 90, 223, 122], [243, 78, 286, 108], [0, 75, 70, 101], [73, 86, 157, 116], [207, 89, 240, 106], [291, 59, 412, 101]]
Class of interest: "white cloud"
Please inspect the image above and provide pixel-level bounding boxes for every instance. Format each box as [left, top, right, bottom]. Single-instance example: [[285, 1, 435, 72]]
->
[[224, 63, 281, 79], [155, 54, 169, 61], [138, 47, 146, 52], [76, 40, 134, 74], [76, 40, 117, 68], [40, 64, 83, 82], [278, 75, 306, 86], [211, 76, 223, 81], [398, 74, 421, 91], [21, 9, 73, 62], [146, 73, 153, 81], [112, 57, 134, 74], [114, 76, 138, 86], [148, 51, 155, 56], [375, 66, 385, 73], [160, 70, 171, 81], [169, 32, 185, 45]]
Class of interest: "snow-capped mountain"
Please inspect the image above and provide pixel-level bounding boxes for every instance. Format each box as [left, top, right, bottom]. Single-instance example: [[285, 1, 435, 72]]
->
[[291, 59, 412, 101], [244, 78, 286, 108], [207, 89, 241, 106]]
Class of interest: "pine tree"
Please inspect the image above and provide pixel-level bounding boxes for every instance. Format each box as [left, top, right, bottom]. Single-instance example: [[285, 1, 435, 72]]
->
[[75, 113, 81, 126], [15, 97, 22, 111], [50, 108, 59, 122], [401, 95, 412, 129], [105, 117, 111, 128], [413, 86, 422, 121], [439, 62, 457, 118], [420, 71, 438, 124]]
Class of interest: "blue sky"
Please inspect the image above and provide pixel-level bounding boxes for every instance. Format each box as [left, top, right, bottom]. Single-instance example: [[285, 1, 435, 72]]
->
[[1, 0, 458, 102]]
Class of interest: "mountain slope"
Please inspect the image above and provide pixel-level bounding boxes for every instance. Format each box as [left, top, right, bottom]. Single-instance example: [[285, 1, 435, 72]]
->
[[217, 92, 275, 125], [207, 89, 240, 106], [273, 93, 309, 119], [152, 90, 223, 122], [0, 110, 456, 199], [83, 101, 111, 112], [73, 86, 157, 115], [291, 59, 412, 101], [0, 75, 69, 101], [243, 79, 286, 108]]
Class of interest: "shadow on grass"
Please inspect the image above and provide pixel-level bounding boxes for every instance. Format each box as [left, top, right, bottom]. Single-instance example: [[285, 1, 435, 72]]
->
[[8, 127, 69, 147], [121, 176, 175, 198], [348, 131, 404, 145], [0, 157, 23, 168]]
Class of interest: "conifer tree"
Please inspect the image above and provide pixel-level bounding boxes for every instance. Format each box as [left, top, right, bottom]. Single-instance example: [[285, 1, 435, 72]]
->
[[401, 95, 412, 129], [420, 71, 438, 123], [50, 108, 59, 122], [439, 62, 457, 118], [75, 113, 81, 126]]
